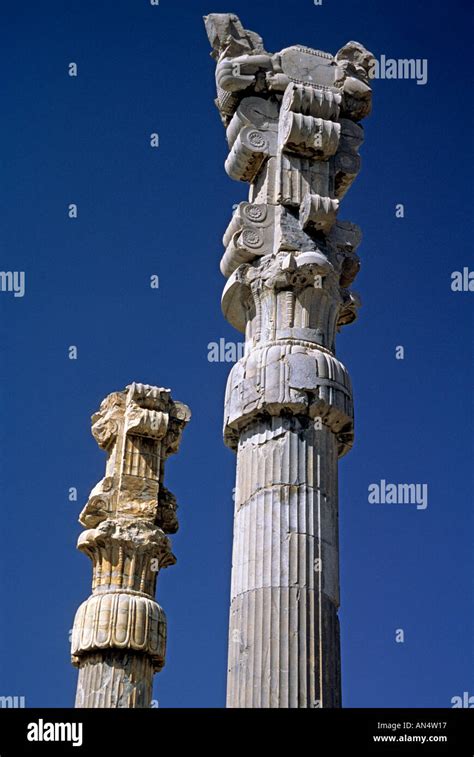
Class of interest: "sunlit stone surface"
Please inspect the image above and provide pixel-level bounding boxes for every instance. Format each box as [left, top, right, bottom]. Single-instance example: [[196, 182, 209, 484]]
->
[[71, 382, 190, 708], [204, 12, 373, 708]]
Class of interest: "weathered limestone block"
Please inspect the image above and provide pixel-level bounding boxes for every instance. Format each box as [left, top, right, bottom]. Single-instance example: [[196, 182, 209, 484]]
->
[[204, 12, 372, 708], [223, 342, 354, 455], [71, 383, 190, 708], [280, 112, 341, 159], [275, 154, 332, 206], [225, 126, 277, 182], [333, 119, 364, 198], [299, 193, 340, 233], [226, 97, 279, 148], [282, 82, 341, 121], [74, 652, 155, 709], [221, 202, 276, 276], [336, 41, 374, 121], [72, 591, 167, 668]]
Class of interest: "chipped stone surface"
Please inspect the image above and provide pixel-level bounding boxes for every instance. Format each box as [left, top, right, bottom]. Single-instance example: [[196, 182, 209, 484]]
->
[[204, 13, 372, 708], [71, 383, 190, 708]]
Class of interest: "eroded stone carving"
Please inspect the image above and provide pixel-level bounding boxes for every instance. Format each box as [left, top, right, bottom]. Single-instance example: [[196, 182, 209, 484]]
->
[[204, 13, 373, 708], [71, 383, 190, 708]]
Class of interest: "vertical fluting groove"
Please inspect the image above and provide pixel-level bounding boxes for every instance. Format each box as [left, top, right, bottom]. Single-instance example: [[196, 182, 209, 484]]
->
[[317, 462, 323, 707], [76, 652, 153, 708]]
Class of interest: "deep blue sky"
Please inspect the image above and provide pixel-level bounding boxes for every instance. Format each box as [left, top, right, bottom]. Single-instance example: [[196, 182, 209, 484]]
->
[[1, 0, 472, 708]]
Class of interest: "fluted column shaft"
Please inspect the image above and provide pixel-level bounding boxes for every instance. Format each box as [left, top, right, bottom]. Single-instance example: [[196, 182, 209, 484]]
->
[[75, 652, 154, 708], [227, 415, 341, 708]]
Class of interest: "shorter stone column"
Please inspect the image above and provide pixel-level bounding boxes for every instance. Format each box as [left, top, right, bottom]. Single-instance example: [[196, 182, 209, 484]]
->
[[71, 382, 190, 708]]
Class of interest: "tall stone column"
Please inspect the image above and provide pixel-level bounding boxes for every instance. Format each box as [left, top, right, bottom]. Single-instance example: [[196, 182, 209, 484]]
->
[[204, 14, 374, 708], [71, 382, 190, 708]]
